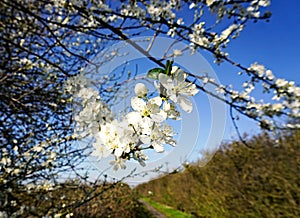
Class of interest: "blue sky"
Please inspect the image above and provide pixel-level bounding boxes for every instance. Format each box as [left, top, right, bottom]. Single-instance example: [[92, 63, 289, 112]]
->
[[211, 0, 300, 138], [158, 1, 300, 163], [84, 1, 300, 183], [220, 0, 300, 82]]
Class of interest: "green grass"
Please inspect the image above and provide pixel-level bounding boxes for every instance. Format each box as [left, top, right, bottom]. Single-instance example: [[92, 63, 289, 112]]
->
[[142, 197, 193, 218]]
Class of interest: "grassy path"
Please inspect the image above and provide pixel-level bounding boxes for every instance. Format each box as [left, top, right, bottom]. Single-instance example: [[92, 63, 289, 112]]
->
[[139, 199, 166, 218], [141, 197, 193, 218]]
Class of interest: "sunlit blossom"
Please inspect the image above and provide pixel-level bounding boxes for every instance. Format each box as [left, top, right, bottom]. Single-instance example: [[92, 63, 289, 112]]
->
[[157, 68, 199, 113]]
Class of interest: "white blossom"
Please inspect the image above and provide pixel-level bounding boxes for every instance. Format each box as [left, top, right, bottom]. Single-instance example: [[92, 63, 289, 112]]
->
[[110, 158, 127, 171], [173, 49, 182, 57], [189, 3, 196, 9], [91, 133, 112, 159], [265, 70, 274, 80], [94, 120, 137, 158], [139, 123, 176, 153], [249, 62, 265, 77], [134, 83, 148, 97], [189, 22, 210, 48], [131, 96, 167, 122], [258, 0, 271, 7], [206, 0, 217, 7], [157, 67, 199, 113], [275, 78, 288, 87], [163, 101, 181, 120]]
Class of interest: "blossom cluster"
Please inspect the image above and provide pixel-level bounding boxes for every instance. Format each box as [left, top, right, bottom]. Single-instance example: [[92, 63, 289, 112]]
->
[[66, 67, 199, 169], [187, 0, 270, 61], [207, 62, 300, 130]]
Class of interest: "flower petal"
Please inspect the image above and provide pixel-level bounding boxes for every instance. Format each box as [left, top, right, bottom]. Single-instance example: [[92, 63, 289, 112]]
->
[[152, 142, 164, 153], [159, 73, 173, 89], [126, 112, 142, 125], [131, 96, 146, 111], [140, 117, 153, 135], [134, 83, 148, 97], [173, 70, 186, 83], [150, 111, 167, 122], [149, 96, 162, 106], [114, 147, 123, 157], [140, 135, 151, 144], [178, 96, 193, 113], [171, 66, 179, 74]]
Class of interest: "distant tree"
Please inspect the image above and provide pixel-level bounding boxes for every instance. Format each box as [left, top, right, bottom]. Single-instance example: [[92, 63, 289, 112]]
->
[[136, 129, 300, 217]]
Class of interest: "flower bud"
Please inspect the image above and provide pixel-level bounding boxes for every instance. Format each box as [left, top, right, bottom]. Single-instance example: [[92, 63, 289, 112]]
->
[[134, 83, 148, 97], [171, 66, 179, 74]]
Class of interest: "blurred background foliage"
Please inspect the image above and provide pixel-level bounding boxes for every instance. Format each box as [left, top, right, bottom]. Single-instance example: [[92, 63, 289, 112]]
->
[[136, 128, 300, 217], [10, 181, 151, 217], [5, 127, 299, 217]]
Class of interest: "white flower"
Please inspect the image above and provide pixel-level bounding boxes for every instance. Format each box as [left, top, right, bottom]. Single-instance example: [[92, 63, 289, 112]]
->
[[110, 158, 126, 171], [171, 66, 180, 75], [167, 28, 176, 37], [139, 123, 175, 153], [189, 3, 196, 9], [258, 0, 270, 7], [65, 213, 74, 218], [126, 109, 176, 153], [91, 133, 112, 159], [160, 124, 176, 146], [126, 112, 153, 136], [221, 24, 238, 40], [189, 22, 210, 48], [249, 62, 265, 77], [132, 150, 148, 167], [173, 49, 182, 57], [206, 0, 217, 6], [176, 18, 184, 25], [163, 101, 181, 120], [272, 94, 281, 101], [275, 78, 288, 87], [116, 120, 139, 155], [131, 96, 167, 122], [134, 83, 148, 97], [95, 120, 137, 158], [157, 68, 199, 113], [265, 70, 274, 80], [216, 85, 226, 94], [74, 100, 113, 134], [64, 74, 91, 93], [272, 103, 284, 112]]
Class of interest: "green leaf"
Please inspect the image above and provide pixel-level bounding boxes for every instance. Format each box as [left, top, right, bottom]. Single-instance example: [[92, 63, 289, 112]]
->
[[147, 68, 165, 79]]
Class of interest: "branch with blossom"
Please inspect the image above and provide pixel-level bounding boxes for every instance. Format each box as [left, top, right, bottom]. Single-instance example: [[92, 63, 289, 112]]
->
[[65, 63, 199, 169], [1, 0, 300, 216]]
